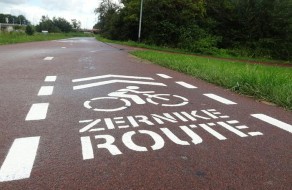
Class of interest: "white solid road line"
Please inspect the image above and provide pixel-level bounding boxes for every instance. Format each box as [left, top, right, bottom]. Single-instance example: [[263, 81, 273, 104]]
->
[[37, 86, 54, 96], [204, 94, 237, 105], [73, 80, 166, 90], [45, 76, 57, 82], [0, 137, 40, 182], [25, 103, 49, 121], [251, 114, 292, 133], [43, 57, 54, 61], [72, 74, 154, 83], [176, 81, 197, 89], [156, 74, 172, 79]]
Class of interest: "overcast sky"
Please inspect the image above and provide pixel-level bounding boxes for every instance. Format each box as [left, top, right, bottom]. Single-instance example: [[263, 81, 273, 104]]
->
[[0, 0, 119, 29]]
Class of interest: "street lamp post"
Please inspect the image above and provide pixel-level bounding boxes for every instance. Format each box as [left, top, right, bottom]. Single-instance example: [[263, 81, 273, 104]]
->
[[138, 0, 144, 42]]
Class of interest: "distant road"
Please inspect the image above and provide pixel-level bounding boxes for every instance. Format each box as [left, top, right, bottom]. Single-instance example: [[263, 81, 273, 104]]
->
[[0, 38, 291, 189]]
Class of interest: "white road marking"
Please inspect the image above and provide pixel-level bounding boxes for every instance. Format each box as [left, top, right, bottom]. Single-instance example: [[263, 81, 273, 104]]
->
[[45, 76, 57, 82], [204, 94, 237, 105], [251, 114, 292, 133], [79, 119, 101, 133], [248, 132, 263, 136], [80, 137, 94, 160], [189, 124, 197, 128], [227, 120, 239, 124], [25, 103, 49, 121], [37, 86, 54, 96], [202, 110, 218, 119], [43, 57, 54, 61], [176, 81, 197, 89], [0, 137, 40, 182], [235, 125, 248, 129], [72, 74, 154, 83], [73, 80, 166, 90], [199, 124, 227, 140], [61, 47, 67, 49], [219, 115, 230, 118], [217, 122, 248, 137], [156, 74, 172, 79], [79, 120, 93, 123]]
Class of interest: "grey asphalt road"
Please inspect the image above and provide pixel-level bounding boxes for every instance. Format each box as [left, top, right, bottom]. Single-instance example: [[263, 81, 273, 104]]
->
[[0, 37, 291, 190]]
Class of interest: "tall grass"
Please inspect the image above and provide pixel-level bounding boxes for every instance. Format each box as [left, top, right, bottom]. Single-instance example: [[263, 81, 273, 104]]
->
[[131, 51, 292, 110], [0, 32, 93, 45]]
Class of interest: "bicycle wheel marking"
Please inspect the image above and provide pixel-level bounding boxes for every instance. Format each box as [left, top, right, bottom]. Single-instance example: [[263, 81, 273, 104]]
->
[[84, 97, 131, 112]]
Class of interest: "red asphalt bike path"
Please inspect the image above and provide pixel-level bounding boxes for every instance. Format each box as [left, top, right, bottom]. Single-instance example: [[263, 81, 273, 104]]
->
[[0, 38, 291, 189]]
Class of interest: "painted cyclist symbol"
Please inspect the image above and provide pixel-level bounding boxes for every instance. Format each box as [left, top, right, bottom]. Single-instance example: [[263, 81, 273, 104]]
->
[[84, 86, 189, 112]]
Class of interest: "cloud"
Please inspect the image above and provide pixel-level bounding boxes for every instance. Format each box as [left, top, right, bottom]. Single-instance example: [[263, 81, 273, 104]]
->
[[41, 0, 81, 11], [0, 0, 28, 5]]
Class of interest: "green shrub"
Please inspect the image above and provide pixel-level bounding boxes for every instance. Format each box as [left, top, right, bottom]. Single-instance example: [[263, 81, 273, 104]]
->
[[25, 25, 34, 35]]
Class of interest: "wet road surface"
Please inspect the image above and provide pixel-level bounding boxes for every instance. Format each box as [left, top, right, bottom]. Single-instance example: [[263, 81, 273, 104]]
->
[[0, 37, 291, 189]]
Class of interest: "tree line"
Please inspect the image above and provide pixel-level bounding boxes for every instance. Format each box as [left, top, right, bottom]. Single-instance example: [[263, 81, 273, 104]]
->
[[95, 0, 291, 61], [35, 16, 81, 33], [0, 14, 29, 25], [1, 13, 82, 34]]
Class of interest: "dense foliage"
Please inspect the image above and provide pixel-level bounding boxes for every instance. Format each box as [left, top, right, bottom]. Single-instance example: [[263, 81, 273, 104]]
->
[[0, 14, 29, 25], [35, 16, 73, 33], [95, 0, 292, 61], [25, 25, 34, 35]]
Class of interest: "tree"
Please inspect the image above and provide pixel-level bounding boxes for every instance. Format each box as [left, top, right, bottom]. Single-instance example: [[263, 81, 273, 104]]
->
[[35, 16, 73, 33], [25, 25, 34, 35], [94, 0, 121, 38], [53, 17, 72, 33], [94, 0, 292, 60], [71, 19, 81, 30], [0, 14, 29, 25]]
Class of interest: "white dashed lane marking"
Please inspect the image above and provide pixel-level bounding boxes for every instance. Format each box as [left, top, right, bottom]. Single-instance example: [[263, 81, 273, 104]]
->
[[204, 94, 237, 105], [43, 57, 54, 61], [176, 81, 197, 89], [37, 86, 54, 96], [45, 76, 57, 82], [0, 137, 40, 182], [156, 74, 172, 79], [251, 114, 292, 133], [25, 103, 49, 121]]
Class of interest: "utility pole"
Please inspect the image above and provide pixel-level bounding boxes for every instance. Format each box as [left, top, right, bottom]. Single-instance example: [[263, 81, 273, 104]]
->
[[138, 0, 143, 42]]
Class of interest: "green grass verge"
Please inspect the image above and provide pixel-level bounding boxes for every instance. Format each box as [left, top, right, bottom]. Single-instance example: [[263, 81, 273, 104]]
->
[[0, 32, 94, 45], [96, 35, 290, 64], [96, 35, 183, 53], [131, 50, 292, 110]]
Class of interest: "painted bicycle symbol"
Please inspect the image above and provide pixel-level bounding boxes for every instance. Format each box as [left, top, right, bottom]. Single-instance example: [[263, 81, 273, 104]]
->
[[84, 86, 189, 112]]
